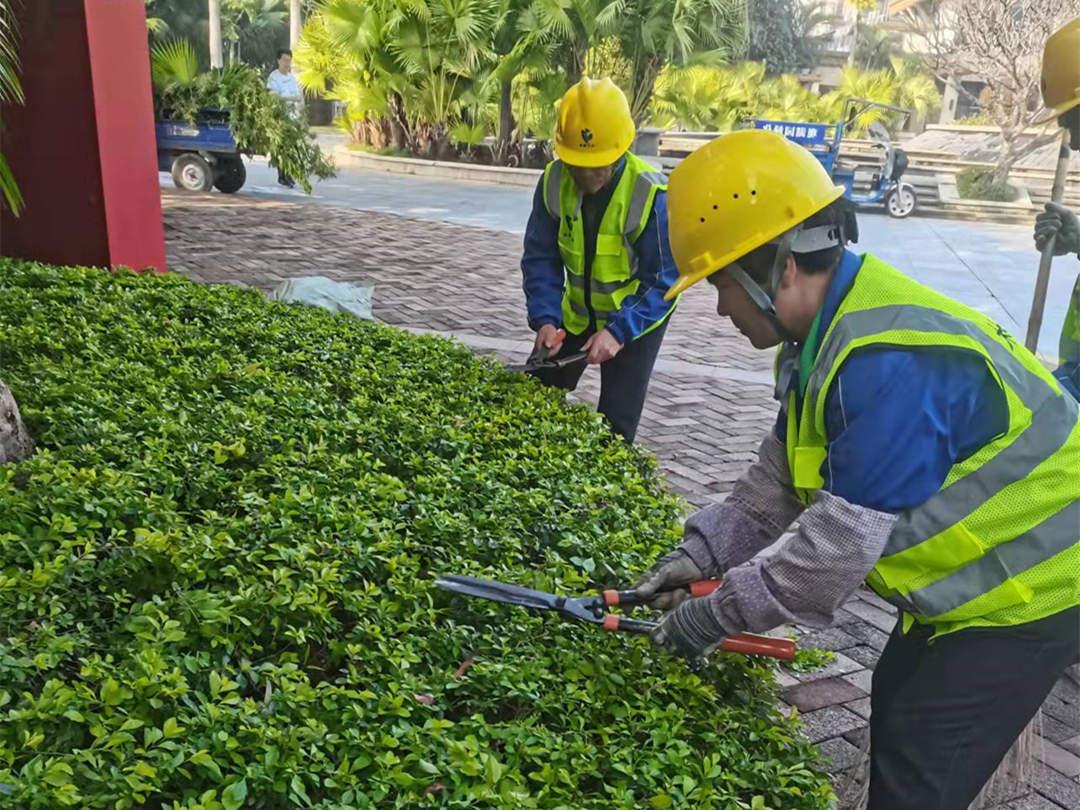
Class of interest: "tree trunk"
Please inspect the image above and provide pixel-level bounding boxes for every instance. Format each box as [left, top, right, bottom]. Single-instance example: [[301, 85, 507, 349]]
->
[[388, 95, 408, 151], [565, 41, 586, 86], [629, 58, 663, 128], [0, 381, 33, 464], [848, 10, 858, 68], [993, 128, 1023, 187], [496, 79, 515, 162], [289, 0, 302, 49], [994, 128, 1065, 185], [208, 0, 224, 68]]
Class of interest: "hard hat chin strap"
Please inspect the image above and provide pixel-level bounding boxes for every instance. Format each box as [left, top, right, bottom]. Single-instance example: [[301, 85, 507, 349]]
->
[[724, 223, 845, 346]]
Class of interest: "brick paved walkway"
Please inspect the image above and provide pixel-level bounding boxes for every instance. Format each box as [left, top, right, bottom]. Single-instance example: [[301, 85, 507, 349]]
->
[[163, 191, 1080, 809]]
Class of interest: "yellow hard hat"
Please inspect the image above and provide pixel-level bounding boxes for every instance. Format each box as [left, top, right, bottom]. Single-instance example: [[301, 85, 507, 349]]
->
[[1036, 18, 1080, 125], [664, 130, 845, 301], [554, 78, 635, 168]]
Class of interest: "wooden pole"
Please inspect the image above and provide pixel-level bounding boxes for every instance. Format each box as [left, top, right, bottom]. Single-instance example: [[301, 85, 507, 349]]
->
[[1025, 128, 1071, 353]]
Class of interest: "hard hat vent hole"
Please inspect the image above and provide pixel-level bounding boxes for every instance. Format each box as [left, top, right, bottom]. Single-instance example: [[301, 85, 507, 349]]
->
[[751, 189, 757, 196], [712, 204, 718, 210], [733, 193, 739, 199], [699, 217, 705, 223]]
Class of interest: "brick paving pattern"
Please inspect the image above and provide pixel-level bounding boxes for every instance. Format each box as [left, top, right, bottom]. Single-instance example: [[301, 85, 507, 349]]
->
[[163, 191, 1080, 809]]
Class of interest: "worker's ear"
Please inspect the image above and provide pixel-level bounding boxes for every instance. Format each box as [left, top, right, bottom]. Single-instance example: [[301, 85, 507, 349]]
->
[[777, 254, 800, 290]]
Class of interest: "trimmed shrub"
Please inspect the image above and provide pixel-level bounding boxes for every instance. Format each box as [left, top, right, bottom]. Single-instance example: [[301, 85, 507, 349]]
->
[[0, 261, 833, 809], [956, 167, 1018, 202]]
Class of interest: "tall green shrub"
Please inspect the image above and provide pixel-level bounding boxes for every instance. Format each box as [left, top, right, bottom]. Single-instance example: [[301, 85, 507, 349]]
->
[[0, 262, 834, 809]]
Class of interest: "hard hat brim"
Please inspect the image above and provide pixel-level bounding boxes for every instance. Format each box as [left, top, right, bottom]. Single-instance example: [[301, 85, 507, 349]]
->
[[1033, 94, 1080, 126], [663, 185, 846, 301], [555, 140, 633, 168]]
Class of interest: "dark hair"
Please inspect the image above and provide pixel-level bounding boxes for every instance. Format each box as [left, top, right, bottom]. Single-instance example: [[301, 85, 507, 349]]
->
[[277, 49, 293, 60], [737, 198, 857, 282]]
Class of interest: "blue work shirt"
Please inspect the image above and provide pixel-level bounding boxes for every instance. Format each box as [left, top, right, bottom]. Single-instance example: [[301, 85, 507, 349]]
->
[[777, 250, 1010, 514], [1056, 267, 1080, 401], [520, 167, 678, 345]]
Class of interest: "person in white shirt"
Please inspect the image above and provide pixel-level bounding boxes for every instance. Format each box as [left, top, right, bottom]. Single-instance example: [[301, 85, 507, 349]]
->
[[266, 49, 303, 188]]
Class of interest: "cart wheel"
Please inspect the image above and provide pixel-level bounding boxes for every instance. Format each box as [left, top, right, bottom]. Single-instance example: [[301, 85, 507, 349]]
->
[[886, 185, 917, 218], [171, 154, 214, 193], [213, 157, 247, 194]]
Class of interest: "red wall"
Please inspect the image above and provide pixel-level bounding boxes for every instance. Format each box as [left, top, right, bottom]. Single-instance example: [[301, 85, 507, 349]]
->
[[0, 0, 166, 272]]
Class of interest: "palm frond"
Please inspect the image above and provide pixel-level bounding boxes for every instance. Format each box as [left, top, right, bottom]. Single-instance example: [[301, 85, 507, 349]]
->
[[0, 143, 21, 216], [151, 39, 200, 90], [0, 0, 22, 106]]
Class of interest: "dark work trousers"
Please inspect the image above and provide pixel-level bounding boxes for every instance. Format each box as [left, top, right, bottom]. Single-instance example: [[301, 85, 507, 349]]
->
[[529, 318, 669, 443], [868, 605, 1080, 810]]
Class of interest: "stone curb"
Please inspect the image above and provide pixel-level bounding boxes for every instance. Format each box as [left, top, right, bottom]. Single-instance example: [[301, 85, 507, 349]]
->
[[331, 145, 541, 188]]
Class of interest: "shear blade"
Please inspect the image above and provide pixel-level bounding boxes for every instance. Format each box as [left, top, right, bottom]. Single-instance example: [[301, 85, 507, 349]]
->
[[434, 574, 561, 613]]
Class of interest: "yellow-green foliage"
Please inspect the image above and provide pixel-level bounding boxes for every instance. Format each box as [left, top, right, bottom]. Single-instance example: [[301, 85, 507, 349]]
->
[[652, 58, 940, 135]]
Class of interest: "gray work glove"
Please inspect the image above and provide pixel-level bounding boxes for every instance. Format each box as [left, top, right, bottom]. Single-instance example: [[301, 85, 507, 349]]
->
[[650, 595, 727, 659], [1034, 202, 1080, 257], [633, 549, 705, 611]]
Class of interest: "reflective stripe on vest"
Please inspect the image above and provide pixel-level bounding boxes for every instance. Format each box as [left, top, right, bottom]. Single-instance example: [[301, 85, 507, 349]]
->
[[781, 253, 1080, 635], [542, 155, 672, 334]]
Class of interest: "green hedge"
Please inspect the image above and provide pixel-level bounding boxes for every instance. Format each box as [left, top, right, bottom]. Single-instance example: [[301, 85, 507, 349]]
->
[[0, 262, 833, 809], [955, 167, 1017, 203]]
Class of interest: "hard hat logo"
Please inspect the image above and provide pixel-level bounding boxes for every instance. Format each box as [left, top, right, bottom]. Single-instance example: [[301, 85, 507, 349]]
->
[[554, 78, 635, 168]]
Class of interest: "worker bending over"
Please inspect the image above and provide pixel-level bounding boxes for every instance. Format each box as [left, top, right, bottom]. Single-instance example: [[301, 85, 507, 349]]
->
[[634, 129, 1080, 810]]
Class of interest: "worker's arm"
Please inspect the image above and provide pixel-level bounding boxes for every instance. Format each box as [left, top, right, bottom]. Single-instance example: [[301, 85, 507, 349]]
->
[[1056, 273, 1080, 401], [634, 433, 806, 609], [603, 191, 679, 345], [652, 349, 1009, 656], [520, 178, 565, 331]]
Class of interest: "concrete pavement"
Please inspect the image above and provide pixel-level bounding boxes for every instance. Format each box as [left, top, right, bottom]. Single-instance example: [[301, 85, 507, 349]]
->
[[162, 156, 1075, 358]]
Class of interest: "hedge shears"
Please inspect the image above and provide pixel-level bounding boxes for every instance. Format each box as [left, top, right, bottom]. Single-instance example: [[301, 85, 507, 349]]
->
[[508, 344, 588, 374], [435, 574, 796, 661]]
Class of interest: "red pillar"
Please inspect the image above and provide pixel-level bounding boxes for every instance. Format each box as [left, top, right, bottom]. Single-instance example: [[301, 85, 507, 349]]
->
[[0, 0, 166, 272]]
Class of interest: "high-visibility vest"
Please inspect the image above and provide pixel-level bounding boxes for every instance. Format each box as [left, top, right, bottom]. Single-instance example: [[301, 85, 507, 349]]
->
[[779, 253, 1080, 637], [542, 153, 675, 335]]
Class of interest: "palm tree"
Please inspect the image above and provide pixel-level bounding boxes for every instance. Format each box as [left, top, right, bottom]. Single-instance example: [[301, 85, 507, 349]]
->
[[888, 55, 939, 127], [528, 0, 623, 85], [222, 0, 287, 64], [846, 0, 878, 67], [617, 0, 748, 124], [651, 66, 726, 130], [0, 0, 23, 214], [309, 0, 501, 155], [145, 1, 170, 36]]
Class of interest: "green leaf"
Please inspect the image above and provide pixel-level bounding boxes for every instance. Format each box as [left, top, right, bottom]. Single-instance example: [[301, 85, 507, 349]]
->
[[189, 750, 223, 779], [99, 678, 130, 706], [43, 761, 74, 787], [290, 774, 311, 806], [222, 779, 249, 810]]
